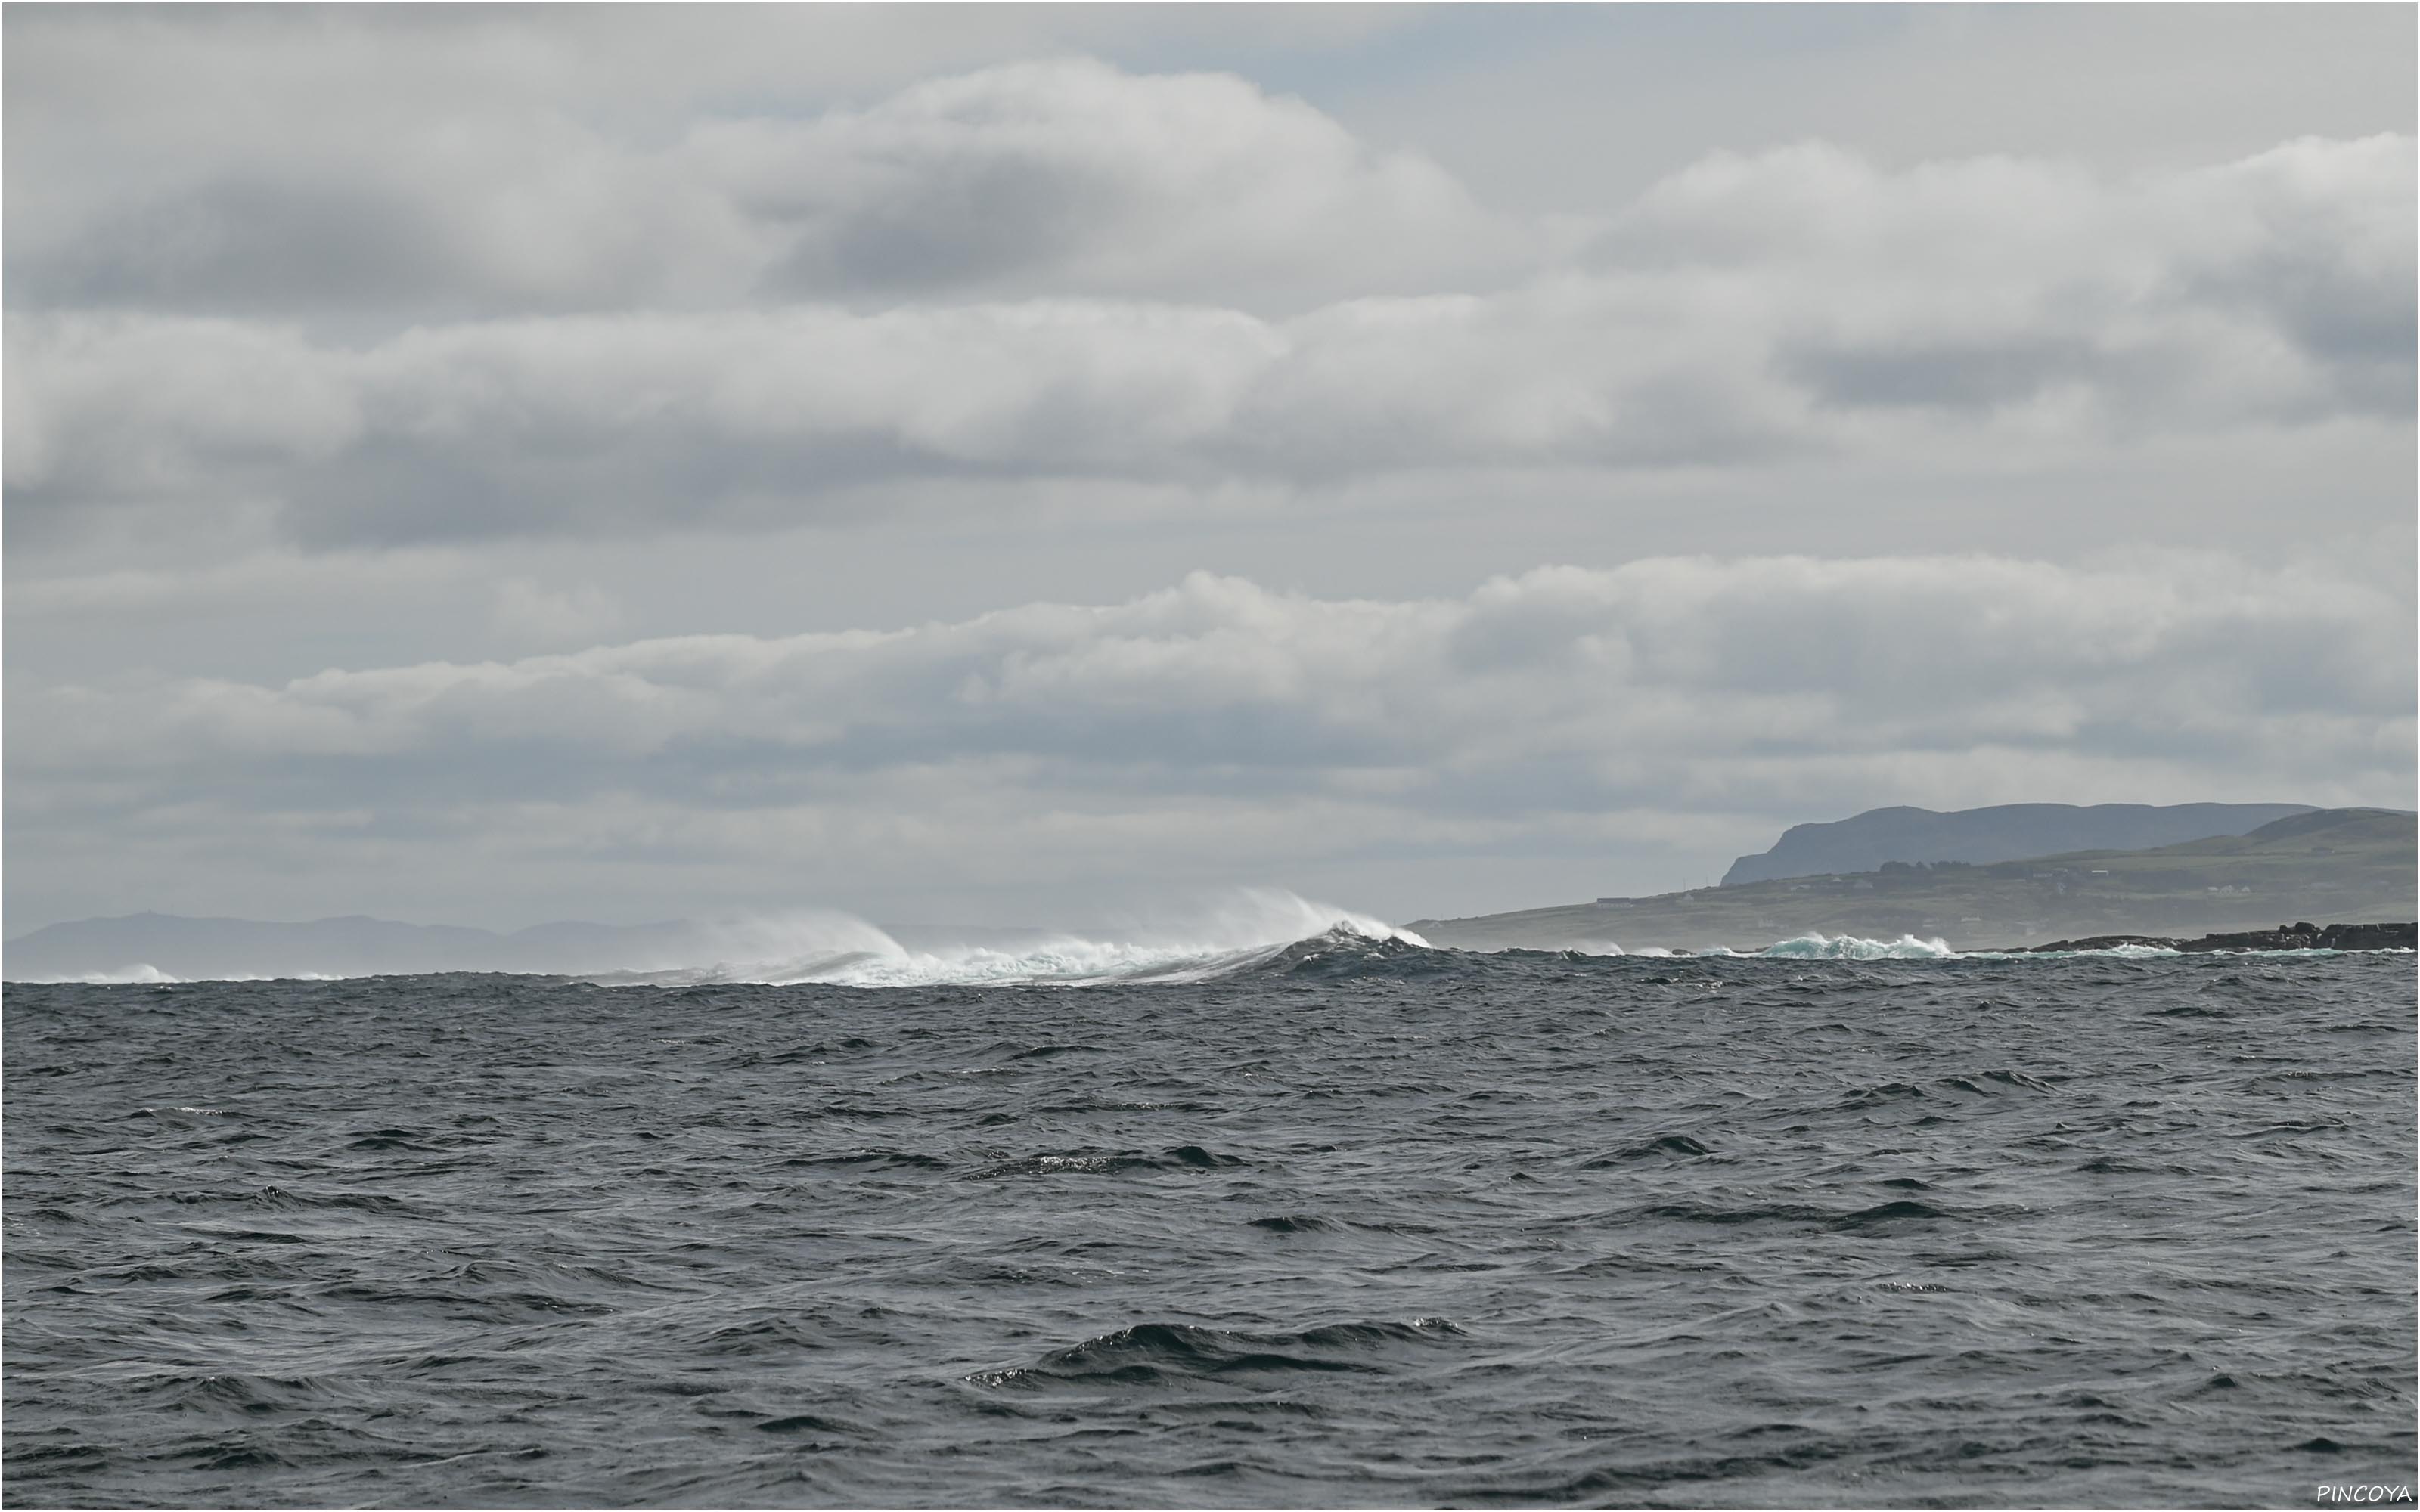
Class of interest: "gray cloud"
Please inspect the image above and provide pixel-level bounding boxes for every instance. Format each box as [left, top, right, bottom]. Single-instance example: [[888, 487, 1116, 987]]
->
[[8, 130, 2410, 548], [14, 555, 2407, 924], [8, 54, 1512, 320], [6, 12, 2409, 931], [727, 58, 1512, 303]]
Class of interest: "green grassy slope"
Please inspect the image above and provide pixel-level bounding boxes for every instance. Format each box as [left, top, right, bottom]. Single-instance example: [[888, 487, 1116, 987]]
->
[[1411, 808, 2417, 952]]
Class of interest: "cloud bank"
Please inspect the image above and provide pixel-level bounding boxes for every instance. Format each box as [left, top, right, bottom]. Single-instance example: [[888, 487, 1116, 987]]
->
[[7, 58, 2409, 548], [8, 56, 1510, 318], [7, 20, 2409, 928], [14, 556, 2407, 924]]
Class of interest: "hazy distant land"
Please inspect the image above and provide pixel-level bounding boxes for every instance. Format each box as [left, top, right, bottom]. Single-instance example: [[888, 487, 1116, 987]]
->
[[1413, 807, 2416, 953], [1720, 801, 2316, 886], [9, 804, 2412, 979], [0, 916, 1071, 984]]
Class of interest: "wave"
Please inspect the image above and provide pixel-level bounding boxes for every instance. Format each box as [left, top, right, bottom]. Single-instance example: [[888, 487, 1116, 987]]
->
[[1737, 932, 1959, 960], [966, 1316, 1467, 1390], [1961, 941, 2181, 960], [31, 908, 2391, 988], [15, 964, 355, 985], [582, 890, 1435, 988], [585, 916, 2205, 986], [21, 964, 351, 985], [52, 963, 187, 985], [1696, 932, 2186, 961]]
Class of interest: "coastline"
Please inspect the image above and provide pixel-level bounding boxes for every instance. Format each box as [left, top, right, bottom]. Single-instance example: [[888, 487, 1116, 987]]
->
[[2002, 921, 2416, 955]]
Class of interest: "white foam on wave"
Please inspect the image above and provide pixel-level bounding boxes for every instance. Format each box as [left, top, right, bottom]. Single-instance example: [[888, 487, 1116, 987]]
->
[[19, 965, 367, 985], [1585, 934, 2191, 961], [1959, 942, 2181, 960], [57, 963, 186, 984], [1750, 932, 1960, 960], [589, 888, 1431, 988], [1747, 934, 2193, 961]]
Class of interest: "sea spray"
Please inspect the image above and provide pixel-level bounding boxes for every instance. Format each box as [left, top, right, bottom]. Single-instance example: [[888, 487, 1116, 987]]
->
[[588, 888, 1432, 987], [1751, 932, 1959, 960]]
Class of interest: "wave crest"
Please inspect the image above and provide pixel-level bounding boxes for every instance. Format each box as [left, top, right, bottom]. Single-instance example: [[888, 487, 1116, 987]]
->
[[585, 890, 1434, 988], [62, 963, 186, 985], [1748, 932, 1959, 960], [967, 1316, 1467, 1389]]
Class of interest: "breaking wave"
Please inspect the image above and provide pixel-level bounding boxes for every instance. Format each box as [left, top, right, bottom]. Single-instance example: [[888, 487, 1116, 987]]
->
[[39, 907, 2390, 987], [1962, 941, 2183, 960], [16, 964, 347, 986], [55, 964, 187, 985], [587, 920, 2217, 987], [1708, 933, 2192, 962], [1739, 932, 1959, 960], [582, 890, 1435, 989]]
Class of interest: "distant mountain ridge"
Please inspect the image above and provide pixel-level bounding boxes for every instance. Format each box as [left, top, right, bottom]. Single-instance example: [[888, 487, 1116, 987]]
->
[[1, 912, 703, 982], [1721, 802, 2318, 887], [1416, 807, 2415, 952], [15, 803, 2409, 978], [0, 912, 1076, 982]]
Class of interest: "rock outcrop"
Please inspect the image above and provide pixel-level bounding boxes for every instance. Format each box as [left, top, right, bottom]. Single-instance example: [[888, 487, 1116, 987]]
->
[[2016, 921, 2415, 953]]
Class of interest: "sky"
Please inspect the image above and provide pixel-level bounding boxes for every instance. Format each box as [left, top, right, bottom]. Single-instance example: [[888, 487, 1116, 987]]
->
[[5, 3, 2414, 933]]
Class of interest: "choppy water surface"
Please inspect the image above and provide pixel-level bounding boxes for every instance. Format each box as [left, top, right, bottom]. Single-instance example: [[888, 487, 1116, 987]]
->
[[7, 940, 2414, 1506]]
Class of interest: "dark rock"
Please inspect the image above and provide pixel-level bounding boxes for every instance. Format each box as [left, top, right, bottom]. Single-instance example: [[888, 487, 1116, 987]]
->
[[2014, 922, 2415, 954]]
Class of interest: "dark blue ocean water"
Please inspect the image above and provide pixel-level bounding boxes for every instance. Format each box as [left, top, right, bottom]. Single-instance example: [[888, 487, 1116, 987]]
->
[[6, 940, 2415, 1506]]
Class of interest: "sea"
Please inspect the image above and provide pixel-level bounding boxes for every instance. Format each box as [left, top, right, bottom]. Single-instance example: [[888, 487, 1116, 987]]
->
[[5, 920, 2415, 1507]]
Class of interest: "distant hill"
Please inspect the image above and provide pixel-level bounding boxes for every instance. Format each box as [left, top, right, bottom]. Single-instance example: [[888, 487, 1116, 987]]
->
[[1, 912, 1077, 982], [0, 912, 702, 981], [1416, 807, 2415, 952], [1721, 802, 2316, 886]]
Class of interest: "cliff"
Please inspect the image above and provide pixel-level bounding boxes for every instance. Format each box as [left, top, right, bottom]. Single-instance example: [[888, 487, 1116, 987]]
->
[[1720, 802, 2316, 887], [1416, 807, 2415, 952]]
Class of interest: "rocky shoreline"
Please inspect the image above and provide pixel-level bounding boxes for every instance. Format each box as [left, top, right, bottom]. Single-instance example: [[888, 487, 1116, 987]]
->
[[2010, 921, 2415, 954]]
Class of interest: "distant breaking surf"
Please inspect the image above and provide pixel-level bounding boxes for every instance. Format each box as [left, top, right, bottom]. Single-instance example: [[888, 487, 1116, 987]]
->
[[50, 923, 2415, 988], [580, 891, 1432, 988]]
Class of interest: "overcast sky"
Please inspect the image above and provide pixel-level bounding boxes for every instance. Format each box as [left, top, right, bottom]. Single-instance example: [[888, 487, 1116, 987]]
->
[[7, 4, 2414, 932]]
